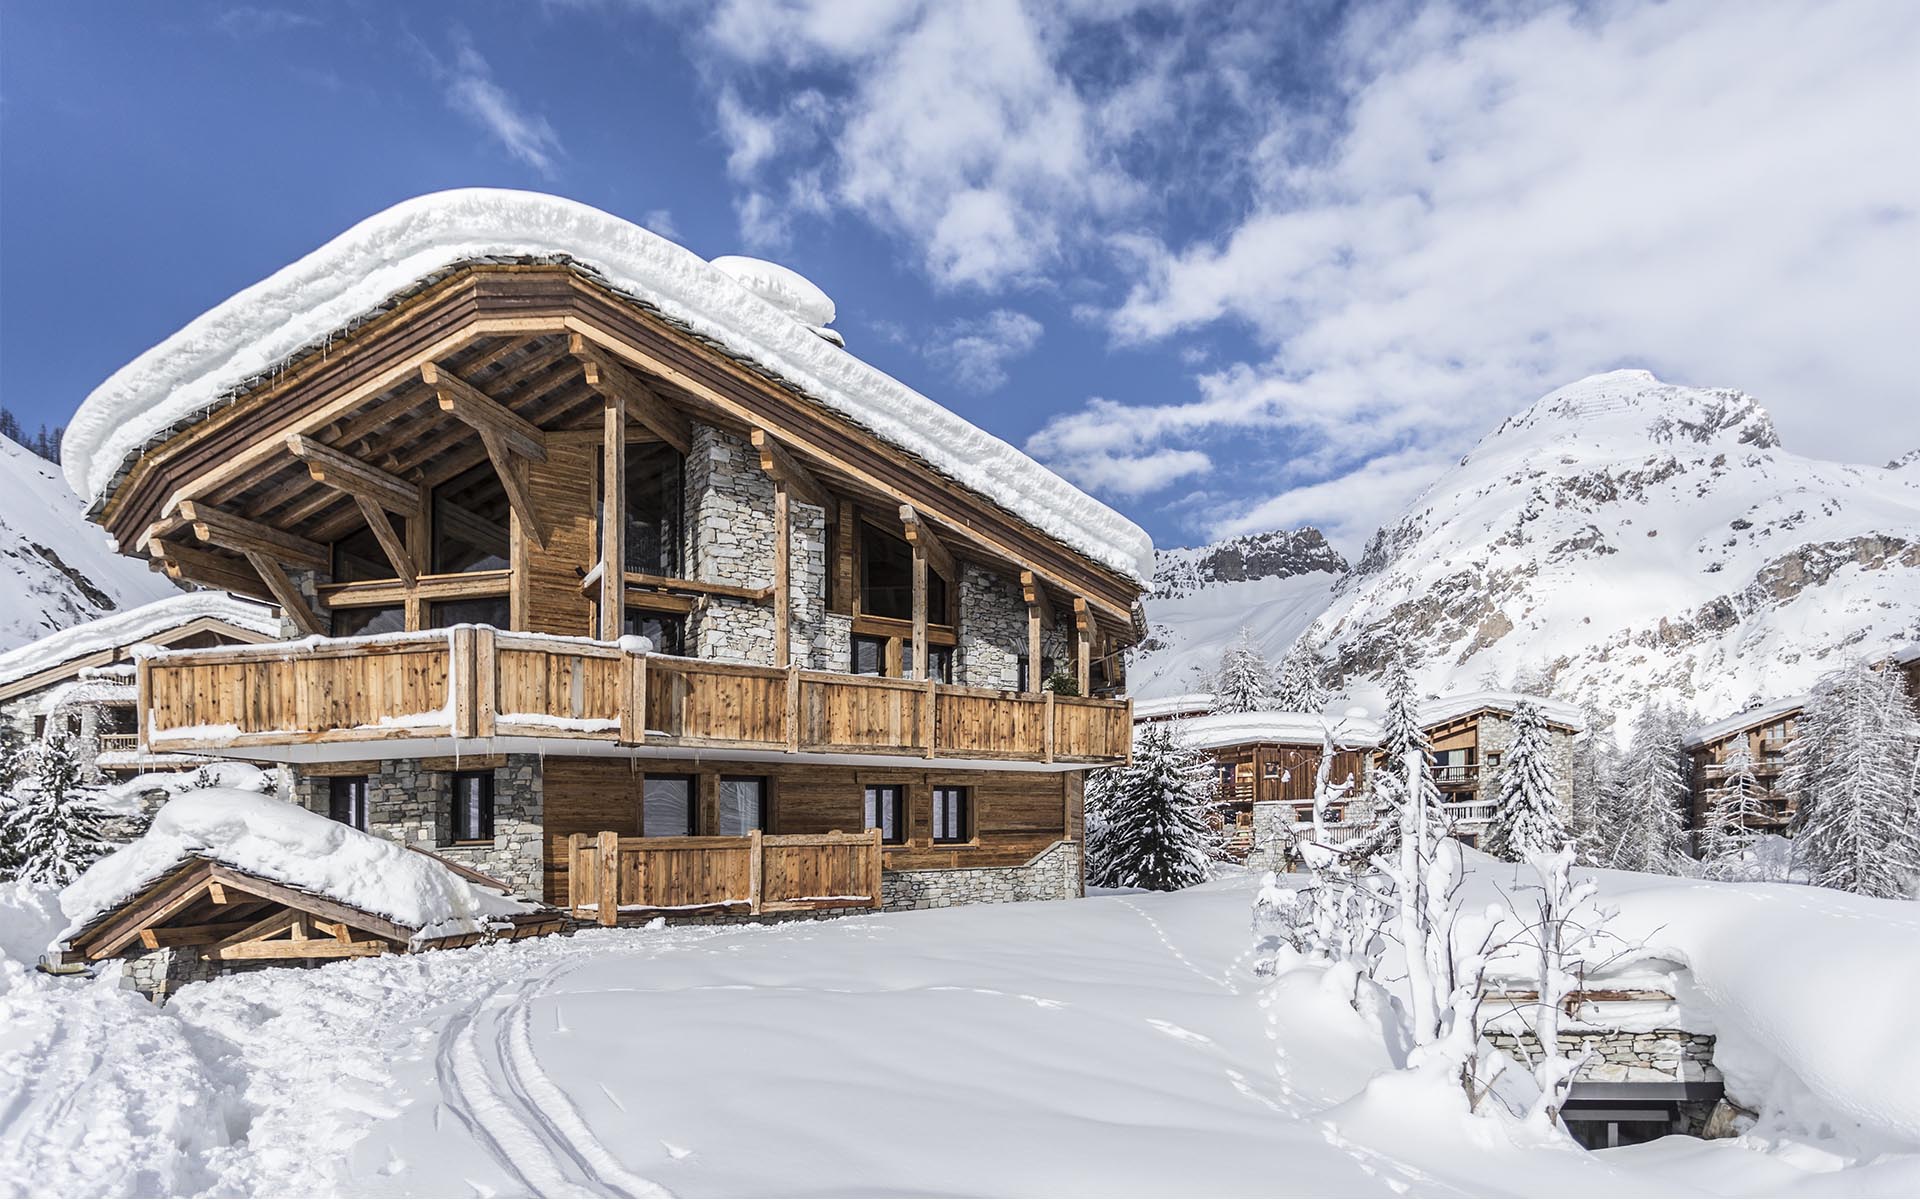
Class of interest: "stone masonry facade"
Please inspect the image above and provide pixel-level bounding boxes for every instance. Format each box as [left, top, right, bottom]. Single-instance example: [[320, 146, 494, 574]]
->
[[881, 840, 1083, 910], [1474, 714, 1578, 820], [1486, 1027, 1720, 1084], [291, 754, 544, 897]]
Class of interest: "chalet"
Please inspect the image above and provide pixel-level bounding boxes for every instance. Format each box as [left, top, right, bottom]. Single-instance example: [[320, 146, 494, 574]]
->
[[0, 593, 281, 781], [1163, 710, 1380, 858], [1411, 692, 1584, 845], [1881, 643, 1920, 711], [62, 189, 1149, 920], [1682, 696, 1803, 837]]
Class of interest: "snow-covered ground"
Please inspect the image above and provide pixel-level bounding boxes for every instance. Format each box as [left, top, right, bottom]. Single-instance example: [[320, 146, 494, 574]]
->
[[2, 866, 1915, 1197]]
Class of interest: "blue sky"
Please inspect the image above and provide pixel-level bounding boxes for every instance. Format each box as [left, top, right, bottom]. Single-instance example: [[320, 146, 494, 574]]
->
[[3, 0, 1914, 556]]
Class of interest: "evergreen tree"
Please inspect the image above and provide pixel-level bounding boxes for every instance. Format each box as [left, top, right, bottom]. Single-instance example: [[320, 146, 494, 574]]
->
[[0, 724, 31, 879], [1210, 628, 1274, 714], [1567, 705, 1617, 866], [1374, 649, 1446, 835], [1089, 724, 1216, 891], [1272, 630, 1333, 712], [1483, 699, 1567, 861], [1784, 662, 1920, 899], [12, 728, 109, 887], [1603, 704, 1691, 874], [1700, 737, 1771, 876]]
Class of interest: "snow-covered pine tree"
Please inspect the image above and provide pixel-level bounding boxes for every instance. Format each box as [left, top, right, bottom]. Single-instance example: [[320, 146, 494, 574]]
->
[[1482, 699, 1567, 862], [1784, 662, 1920, 899], [12, 728, 109, 887], [1272, 631, 1332, 713], [1210, 628, 1274, 714], [1699, 736, 1770, 876], [1603, 704, 1691, 874], [1090, 723, 1217, 891], [1567, 706, 1617, 866], [1374, 649, 1447, 836], [0, 724, 31, 879]]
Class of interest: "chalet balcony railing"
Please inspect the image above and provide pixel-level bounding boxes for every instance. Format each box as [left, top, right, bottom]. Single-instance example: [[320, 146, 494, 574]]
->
[[1433, 764, 1479, 789], [95, 732, 141, 754], [565, 829, 883, 925], [1443, 799, 1496, 823], [135, 628, 1132, 766]]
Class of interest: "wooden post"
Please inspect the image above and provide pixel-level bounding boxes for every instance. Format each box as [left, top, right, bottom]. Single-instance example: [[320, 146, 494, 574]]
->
[[773, 480, 791, 667], [597, 830, 619, 927], [600, 394, 626, 640], [923, 678, 937, 760], [1073, 598, 1092, 695], [1027, 605, 1043, 692], [1044, 689, 1056, 764], [747, 828, 764, 914], [910, 541, 928, 680], [867, 827, 884, 910], [785, 662, 801, 752], [135, 656, 152, 752], [567, 833, 587, 918], [472, 626, 497, 738], [450, 626, 476, 738], [620, 649, 648, 745]]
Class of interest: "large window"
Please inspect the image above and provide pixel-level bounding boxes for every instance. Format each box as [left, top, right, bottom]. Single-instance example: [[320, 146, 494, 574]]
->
[[329, 776, 369, 831], [432, 460, 511, 574], [429, 597, 511, 629], [925, 646, 953, 684], [622, 442, 684, 576], [623, 609, 685, 655], [644, 774, 693, 838], [864, 784, 905, 844], [451, 771, 494, 842], [332, 516, 406, 583], [719, 776, 766, 836], [859, 524, 946, 621], [1016, 655, 1058, 693], [332, 605, 405, 638], [851, 634, 887, 676], [932, 786, 969, 844]]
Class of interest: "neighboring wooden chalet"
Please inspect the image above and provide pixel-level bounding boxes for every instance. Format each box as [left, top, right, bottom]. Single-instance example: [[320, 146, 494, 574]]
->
[[1682, 696, 1803, 835], [1411, 692, 1584, 843], [64, 190, 1150, 916], [1165, 711, 1380, 855], [0, 593, 280, 780], [1881, 643, 1920, 712]]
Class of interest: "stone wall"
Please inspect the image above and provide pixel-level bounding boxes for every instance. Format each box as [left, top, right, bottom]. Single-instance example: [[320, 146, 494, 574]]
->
[[957, 562, 1026, 689], [121, 945, 228, 1002], [880, 840, 1082, 910], [1475, 715, 1579, 817], [291, 755, 544, 897], [1247, 800, 1293, 873], [1486, 1027, 1720, 1084]]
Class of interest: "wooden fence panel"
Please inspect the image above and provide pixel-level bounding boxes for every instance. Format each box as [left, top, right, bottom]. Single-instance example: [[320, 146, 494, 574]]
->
[[569, 830, 882, 920], [934, 690, 1047, 759]]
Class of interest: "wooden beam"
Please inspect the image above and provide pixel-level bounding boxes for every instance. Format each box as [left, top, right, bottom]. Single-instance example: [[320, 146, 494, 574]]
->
[[178, 500, 328, 572], [899, 504, 957, 583], [244, 550, 325, 637], [1021, 570, 1053, 693], [911, 538, 929, 681], [831, 499, 856, 616], [81, 866, 213, 960], [204, 910, 304, 954], [148, 539, 274, 602], [284, 433, 421, 514], [480, 428, 546, 551], [208, 864, 416, 945], [570, 334, 691, 454], [1073, 597, 1092, 695], [211, 938, 389, 961], [751, 428, 831, 509], [599, 395, 626, 640], [137, 920, 259, 950], [1019, 570, 1056, 627], [774, 481, 791, 667], [423, 361, 548, 462], [353, 496, 417, 586]]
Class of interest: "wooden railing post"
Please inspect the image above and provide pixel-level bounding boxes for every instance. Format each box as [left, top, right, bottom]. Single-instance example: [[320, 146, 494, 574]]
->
[[597, 830, 619, 927], [472, 626, 497, 739], [785, 663, 800, 752], [1043, 690, 1056, 764], [567, 833, 587, 919], [449, 626, 475, 738], [135, 655, 153, 752], [868, 827, 884, 910], [748, 828, 764, 914], [620, 649, 648, 745], [923, 678, 937, 760]]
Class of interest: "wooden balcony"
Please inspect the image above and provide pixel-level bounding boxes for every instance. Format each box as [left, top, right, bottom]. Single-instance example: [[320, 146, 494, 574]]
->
[[565, 829, 883, 924], [136, 628, 1132, 767]]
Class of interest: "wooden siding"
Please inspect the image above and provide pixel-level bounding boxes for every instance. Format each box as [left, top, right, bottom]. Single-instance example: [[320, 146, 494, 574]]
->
[[1213, 743, 1370, 808], [516, 432, 599, 635], [564, 830, 884, 921]]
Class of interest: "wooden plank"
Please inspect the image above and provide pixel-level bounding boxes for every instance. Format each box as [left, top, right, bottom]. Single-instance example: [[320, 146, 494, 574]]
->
[[623, 572, 773, 603], [599, 395, 625, 639], [137, 920, 258, 950], [480, 428, 546, 551], [597, 830, 619, 927], [285, 433, 421, 513], [748, 828, 764, 914], [570, 333, 692, 454], [80, 865, 215, 960], [353, 495, 417, 586], [149, 539, 275, 602], [208, 865, 415, 945], [243, 550, 325, 637], [211, 938, 389, 961], [751, 428, 832, 509], [178, 500, 329, 571], [423, 361, 548, 462]]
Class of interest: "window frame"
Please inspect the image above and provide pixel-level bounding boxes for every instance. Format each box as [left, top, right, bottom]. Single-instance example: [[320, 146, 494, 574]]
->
[[328, 775, 370, 832], [931, 785, 971, 845], [642, 773, 696, 839], [718, 775, 768, 837], [863, 783, 906, 845], [450, 770, 495, 844]]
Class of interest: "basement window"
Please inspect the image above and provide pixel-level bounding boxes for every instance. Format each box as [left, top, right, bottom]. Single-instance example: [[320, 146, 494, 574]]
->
[[432, 459, 511, 574], [932, 786, 970, 844], [644, 774, 693, 838], [719, 776, 766, 836]]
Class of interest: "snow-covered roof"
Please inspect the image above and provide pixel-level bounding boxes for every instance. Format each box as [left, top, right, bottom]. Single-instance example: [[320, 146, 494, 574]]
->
[[58, 788, 540, 949], [1131, 692, 1216, 721], [1683, 694, 1807, 750], [62, 188, 1154, 586], [1415, 690, 1586, 733], [0, 592, 280, 689], [1887, 642, 1920, 667], [1162, 710, 1383, 752]]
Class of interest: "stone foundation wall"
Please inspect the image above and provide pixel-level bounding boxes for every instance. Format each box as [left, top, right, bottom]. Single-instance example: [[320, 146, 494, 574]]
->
[[1248, 800, 1293, 873], [1487, 1027, 1720, 1083], [121, 945, 227, 1001], [881, 840, 1082, 910]]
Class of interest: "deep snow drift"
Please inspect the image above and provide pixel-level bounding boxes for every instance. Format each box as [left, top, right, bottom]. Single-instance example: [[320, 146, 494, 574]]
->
[[3, 861, 1915, 1197]]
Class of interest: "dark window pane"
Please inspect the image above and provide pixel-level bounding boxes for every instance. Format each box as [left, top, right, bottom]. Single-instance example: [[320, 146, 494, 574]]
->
[[933, 786, 969, 843], [925, 646, 953, 684], [452, 771, 494, 841], [622, 609, 685, 655], [329, 776, 369, 831], [432, 460, 511, 574], [861, 524, 947, 621], [623, 442, 684, 577], [851, 634, 886, 676], [332, 605, 405, 638], [719, 776, 765, 836], [331, 516, 407, 583], [644, 775, 692, 837], [428, 597, 510, 629], [864, 784, 904, 844]]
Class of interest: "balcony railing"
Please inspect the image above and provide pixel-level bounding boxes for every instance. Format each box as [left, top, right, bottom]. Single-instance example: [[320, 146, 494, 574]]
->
[[95, 732, 141, 754], [1433, 764, 1479, 789], [136, 628, 1131, 766], [565, 829, 883, 924]]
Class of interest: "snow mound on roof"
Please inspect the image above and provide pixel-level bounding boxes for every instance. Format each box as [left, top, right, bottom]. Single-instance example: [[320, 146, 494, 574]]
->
[[1415, 690, 1586, 732], [62, 188, 1152, 584], [0, 592, 279, 687], [1683, 694, 1808, 749], [58, 789, 538, 949], [1166, 709, 1383, 751], [708, 255, 836, 327]]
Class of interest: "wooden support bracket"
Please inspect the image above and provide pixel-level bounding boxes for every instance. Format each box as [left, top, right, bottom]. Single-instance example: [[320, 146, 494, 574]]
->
[[571, 333, 691, 454], [751, 428, 832, 509]]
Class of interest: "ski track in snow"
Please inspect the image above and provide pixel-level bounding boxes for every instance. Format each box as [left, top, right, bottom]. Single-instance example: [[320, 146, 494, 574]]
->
[[435, 960, 669, 1198]]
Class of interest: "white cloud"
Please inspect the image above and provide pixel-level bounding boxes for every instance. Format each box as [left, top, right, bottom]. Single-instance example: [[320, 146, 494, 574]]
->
[[1054, 447, 1213, 499], [924, 310, 1044, 391], [439, 31, 565, 177], [215, 6, 318, 37], [1208, 445, 1456, 556]]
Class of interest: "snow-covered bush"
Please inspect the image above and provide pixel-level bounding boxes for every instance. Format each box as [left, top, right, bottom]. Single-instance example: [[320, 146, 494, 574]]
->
[[1272, 631, 1333, 712], [1089, 723, 1217, 890], [1784, 660, 1920, 899]]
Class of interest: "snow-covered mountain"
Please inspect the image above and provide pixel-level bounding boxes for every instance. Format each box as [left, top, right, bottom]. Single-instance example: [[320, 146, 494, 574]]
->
[[1153, 528, 1347, 600], [1136, 371, 1920, 725], [0, 434, 181, 652]]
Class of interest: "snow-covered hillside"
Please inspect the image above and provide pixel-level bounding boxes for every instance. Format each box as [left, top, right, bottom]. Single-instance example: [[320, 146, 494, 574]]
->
[[0, 436, 179, 653], [1138, 371, 1920, 724]]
